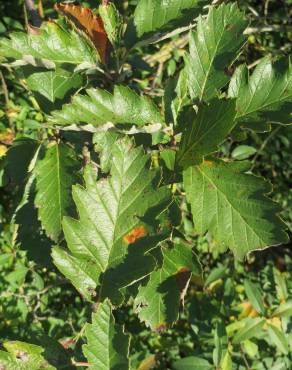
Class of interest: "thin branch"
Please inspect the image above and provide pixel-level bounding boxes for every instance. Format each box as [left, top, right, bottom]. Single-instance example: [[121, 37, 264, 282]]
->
[[24, 0, 42, 27], [0, 71, 13, 130]]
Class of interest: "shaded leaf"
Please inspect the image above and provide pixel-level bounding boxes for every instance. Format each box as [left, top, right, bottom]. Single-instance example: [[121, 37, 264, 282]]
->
[[83, 300, 130, 370], [134, 244, 201, 330], [35, 142, 80, 242], [185, 3, 248, 102], [183, 159, 288, 259], [177, 99, 236, 168]]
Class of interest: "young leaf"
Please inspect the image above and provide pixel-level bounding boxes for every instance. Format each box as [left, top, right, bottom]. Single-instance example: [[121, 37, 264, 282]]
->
[[134, 244, 201, 330], [185, 3, 248, 102], [125, 0, 209, 47], [176, 99, 236, 168], [183, 159, 288, 259], [50, 85, 163, 127], [0, 21, 97, 67], [83, 300, 130, 370], [0, 341, 56, 370], [52, 138, 171, 302], [99, 3, 123, 47], [35, 142, 80, 242], [229, 57, 292, 130]]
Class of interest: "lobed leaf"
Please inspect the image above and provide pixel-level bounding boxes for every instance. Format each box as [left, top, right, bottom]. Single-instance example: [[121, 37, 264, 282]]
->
[[185, 3, 248, 102], [0, 21, 97, 67], [52, 138, 171, 302], [184, 159, 288, 259], [229, 57, 292, 131], [83, 300, 130, 370], [35, 142, 80, 242], [50, 85, 163, 127]]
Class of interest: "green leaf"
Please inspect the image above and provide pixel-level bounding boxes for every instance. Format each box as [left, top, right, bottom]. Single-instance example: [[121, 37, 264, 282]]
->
[[0, 341, 56, 370], [273, 301, 292, 318], [233, 318, 265, 344], [229, 57, 292, 130], [5, 138, 39, 185], [83, 300, 130, 370], [267, 324, 289, 355], [242, 340, 258, 358], [173, 356, 213, 370], [244, 279, 266, 315], [183, 159, 288, 259], [93, 131, 122, 172], [99, 3, 123, 47], [126, 0, 209, 47], [185, 3, 248, 102], [231, 145, 257, 160], [50, 85, 163, 127], [35, 142, 80, 242], [23, 67, 83, 103], [164, 69, 190, 126], [221, 351, 232, 370], [134, 244, 201, 330], [176, 99, 236, 167], [0, 21, 97, 67], [52, 138, 171, 302], [273, 268, 288, 302]]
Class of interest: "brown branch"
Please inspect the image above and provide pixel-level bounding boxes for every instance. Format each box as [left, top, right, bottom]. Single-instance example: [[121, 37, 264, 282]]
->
[[24, 0, 42, 27]]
